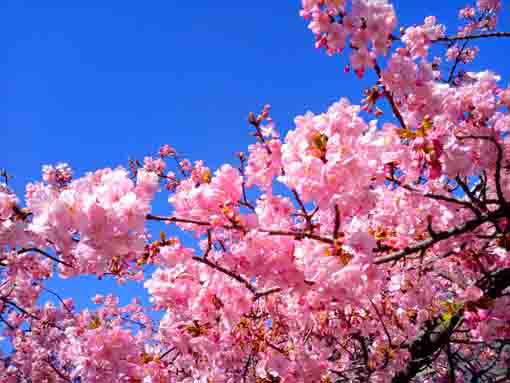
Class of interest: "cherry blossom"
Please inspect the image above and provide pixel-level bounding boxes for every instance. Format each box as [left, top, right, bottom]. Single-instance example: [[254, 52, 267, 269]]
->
[[1, 1, 510, 382]]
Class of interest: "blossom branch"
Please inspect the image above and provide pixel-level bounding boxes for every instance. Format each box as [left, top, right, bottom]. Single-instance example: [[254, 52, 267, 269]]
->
[[237, 153, 256, 212], [46, 359, 72, 382], [204, 230, 212, 259], [392, 267, 510, 383], [0, 296, 41, 321], [373, 62, 407, 130], [386, 176, 479, 213], [447, 40, 469, 84], [374, 206, 506, 264], [192, 256, 256, 294], [457, 135, 506, 206], [39, 285, 74, 315], [148, 213, 333, 244], [260, 229, 334, 244], [433, 31, 510, 43], [146, 214, 213, 227], [254, 287, 282, 300], [159, 347, 176, 360], [333, 204, 341, 239], [17, 248, 73, 268], [369, 299, 394, 349]]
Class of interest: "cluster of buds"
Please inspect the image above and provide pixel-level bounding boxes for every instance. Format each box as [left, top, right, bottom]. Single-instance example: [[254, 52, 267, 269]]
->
[[248, 104, 274, 144], [361, 85, 384, 116], [310, 132, 329, 163], [330, 236, 353, 266], [248, 104, 271, 127], [159, 144, 176, 158], [139, 232, 178, 266], [42, 163, 73, 187]]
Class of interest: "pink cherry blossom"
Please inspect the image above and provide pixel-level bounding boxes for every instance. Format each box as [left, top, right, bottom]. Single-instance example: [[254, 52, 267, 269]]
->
[[2, 2, 510, 382]]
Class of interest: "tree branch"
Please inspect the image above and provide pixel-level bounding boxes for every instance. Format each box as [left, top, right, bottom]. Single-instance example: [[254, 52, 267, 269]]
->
[[392, 267, 510, 383], [374, 62, 407, 130], [457, 135, 506, 206], [17, 248, 73, 268], [374, 207, 505, 264], [192, 256, 256, 294], [434, 31, 510, 43]]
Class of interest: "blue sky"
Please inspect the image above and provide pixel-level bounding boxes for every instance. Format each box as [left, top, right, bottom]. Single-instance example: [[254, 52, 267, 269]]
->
[[2, 1, 510, 314]]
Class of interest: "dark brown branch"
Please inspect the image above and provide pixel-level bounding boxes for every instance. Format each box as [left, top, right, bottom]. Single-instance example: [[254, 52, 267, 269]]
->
[[146, 214, 213, 227], [447, 40, 469, 84], [194, 247, 282, 300], [386, 176, 478, 213], [333, 204, 341, 239], [370, 299, 393, 348], [392, 267, 510, 383], [0, 297, 41, 321], [242, 352, 254, 382], [237, 153, 256, 212], [46, 359, 72, 382], [0, 292, 64, 329], [434, 31, 510, 43], [39, 285, 74, 315], [254, 287, 282, 300], [292, 189, 315, 233], [454, 176, 485, 216], [192, 256, 256, 294], [261, 229, 334, 244], [248, 109, 273, 155], [17, 248, 73, 268], [374, 207, 505, 264], [427, 215, 438, 239], [204, 230, 212, 259], [159, 347, 176, 360], [148, 214, 333, 244], [446, 343, 456, 383], [374, 62, 407, 130], [457, 135, 506, 206], [0, 314, 14, 330], [352, 333, 373, 380]]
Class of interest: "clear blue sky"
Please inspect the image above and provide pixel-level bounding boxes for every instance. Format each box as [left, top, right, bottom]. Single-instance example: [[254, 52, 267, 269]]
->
[[2, 1, 510, 313]]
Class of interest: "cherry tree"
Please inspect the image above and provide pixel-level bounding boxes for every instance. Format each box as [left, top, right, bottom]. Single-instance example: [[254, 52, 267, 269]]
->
[[2, 1, 510, 382]]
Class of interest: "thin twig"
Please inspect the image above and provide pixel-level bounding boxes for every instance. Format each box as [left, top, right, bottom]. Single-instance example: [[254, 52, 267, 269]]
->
[[458, 135, 506, 205], [192, 256, 256, 294], [46, 359, 72, 382], [374, 62, 407, 130], [374, 207, 505, 264], [17, 248, 73, 268], [159, 347, 176, 359], [434, 31, 510, 43]]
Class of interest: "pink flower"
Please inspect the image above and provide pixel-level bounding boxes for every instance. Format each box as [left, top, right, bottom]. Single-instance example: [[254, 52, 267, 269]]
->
[[245, 140, 282, 191], [92, 294, 104, 304], [42, 163, 73, 186], [143, 156, 166, 174], [136, 169, 160, 198], [0, 191, 16, 219], [461, 286, 484, 302], [159, 144, 176, 157], [477, 0, 501, 11], [350, 47, 375, 77], [402, 16, 445, 58]]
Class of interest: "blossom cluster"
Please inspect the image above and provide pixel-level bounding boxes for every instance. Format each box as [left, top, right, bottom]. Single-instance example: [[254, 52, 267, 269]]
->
[[25, 166, 159, 276], [300, 0, 397, 76], [1, 1, 510, 382]]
